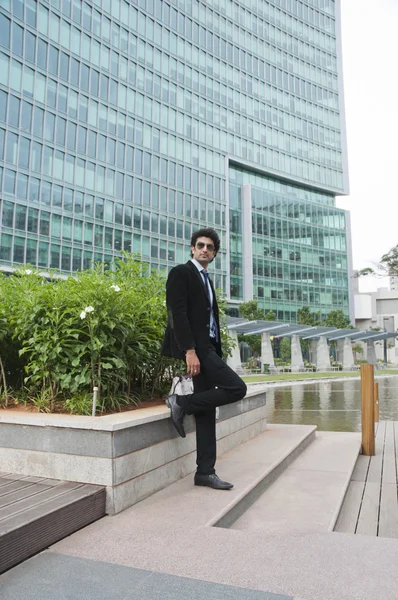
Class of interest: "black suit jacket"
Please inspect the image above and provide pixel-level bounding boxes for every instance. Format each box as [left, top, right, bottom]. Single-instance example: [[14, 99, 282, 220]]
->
[[161, 261, 222, 359]]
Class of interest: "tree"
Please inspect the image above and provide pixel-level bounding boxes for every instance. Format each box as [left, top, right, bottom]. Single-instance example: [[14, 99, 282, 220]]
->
[[280, 337, 291, 362], [321, 310, 353, 363], [297, 306, 320, 326], [322, 310, 352, 329], [264, 309, 277, 321], [356, 243, 398, 278], [380, 245, 398, 275], [217, 293, 236, 359], [352, 343, 364, 360], [238, 300, 264, 321], [296, 306, 320, 361], [237, 302, 276, 357], [238, 301, 262, 357]]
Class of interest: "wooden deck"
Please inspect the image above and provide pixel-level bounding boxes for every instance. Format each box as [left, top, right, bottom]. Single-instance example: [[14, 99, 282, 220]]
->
[[335, 421, 398, 538], [0, 472, 106, 574]]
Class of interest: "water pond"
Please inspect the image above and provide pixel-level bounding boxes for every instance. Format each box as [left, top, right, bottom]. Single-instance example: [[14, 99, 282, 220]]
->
[[263, 376, 398, 432]]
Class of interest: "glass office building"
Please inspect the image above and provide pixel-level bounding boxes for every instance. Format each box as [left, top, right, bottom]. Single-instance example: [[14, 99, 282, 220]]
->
[[0, 0, 352, 321]]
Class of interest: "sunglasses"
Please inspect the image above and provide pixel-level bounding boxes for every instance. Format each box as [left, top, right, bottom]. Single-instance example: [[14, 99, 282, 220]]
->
[[196, 242, 215, 251]]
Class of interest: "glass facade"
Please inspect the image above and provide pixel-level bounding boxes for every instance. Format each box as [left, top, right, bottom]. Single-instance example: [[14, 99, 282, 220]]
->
[[229, 166, 349, 321], [0, 0, 350, 318]]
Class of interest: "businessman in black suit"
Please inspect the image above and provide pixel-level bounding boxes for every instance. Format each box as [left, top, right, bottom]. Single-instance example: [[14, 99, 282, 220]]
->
[[162, 228, 247, 490]]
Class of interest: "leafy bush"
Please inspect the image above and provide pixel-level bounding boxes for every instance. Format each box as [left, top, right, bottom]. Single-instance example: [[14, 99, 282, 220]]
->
[[330, 361, 343, 371], [244, 357, 262, 371], [304, 361, 316, 372], [0, 256, 169, 412], [0, 256, 236, 414], [64, 393, 93, 416], [274, 358, 291, 366]]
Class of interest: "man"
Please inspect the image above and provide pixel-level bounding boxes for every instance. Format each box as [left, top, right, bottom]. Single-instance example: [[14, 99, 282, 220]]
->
[[162, 228, 247, 490]]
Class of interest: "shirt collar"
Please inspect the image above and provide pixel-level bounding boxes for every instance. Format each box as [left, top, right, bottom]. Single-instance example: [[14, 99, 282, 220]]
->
[[191, 258, 207, 273]]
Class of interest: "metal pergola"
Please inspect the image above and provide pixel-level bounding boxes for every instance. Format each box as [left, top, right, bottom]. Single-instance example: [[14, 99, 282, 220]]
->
[[226, 317, 398, 344]]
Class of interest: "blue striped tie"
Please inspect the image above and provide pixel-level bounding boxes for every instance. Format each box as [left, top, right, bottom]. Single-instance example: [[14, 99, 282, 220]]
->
[[202, 269, 210, 299], [202, 271, 218, 341]]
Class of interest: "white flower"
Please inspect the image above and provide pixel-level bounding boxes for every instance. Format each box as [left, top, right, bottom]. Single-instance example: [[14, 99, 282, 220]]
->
[[111, 285, 120, 292], [85, 306, 94, 313], [25, 269, 32, 275], [80, 311, 86, 320]]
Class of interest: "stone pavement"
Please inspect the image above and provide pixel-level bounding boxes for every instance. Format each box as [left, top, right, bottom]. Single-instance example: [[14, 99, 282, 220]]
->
[[1, 423, 398, 600], [0, 552, 295, 600], [2, 515, 398, 600]]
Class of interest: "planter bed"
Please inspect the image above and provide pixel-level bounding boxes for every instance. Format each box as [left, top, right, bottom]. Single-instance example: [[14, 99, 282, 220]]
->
[[0, 389, 266, 514]]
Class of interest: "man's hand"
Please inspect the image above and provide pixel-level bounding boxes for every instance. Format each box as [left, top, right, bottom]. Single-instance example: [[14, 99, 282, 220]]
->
[[186, 348, 201, 377]]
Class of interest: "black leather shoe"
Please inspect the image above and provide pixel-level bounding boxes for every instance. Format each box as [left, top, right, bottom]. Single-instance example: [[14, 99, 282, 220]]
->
[[165, 394, 186, 438], [194, 473, 233, 490]]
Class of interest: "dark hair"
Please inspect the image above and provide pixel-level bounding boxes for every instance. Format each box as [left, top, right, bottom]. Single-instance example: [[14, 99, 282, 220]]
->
[[190, 228, 220, 256]]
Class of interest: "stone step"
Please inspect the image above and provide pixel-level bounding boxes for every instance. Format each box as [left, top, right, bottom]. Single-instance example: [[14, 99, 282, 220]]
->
[[120, 424, 317, 531], [231, 430, 361, 534]]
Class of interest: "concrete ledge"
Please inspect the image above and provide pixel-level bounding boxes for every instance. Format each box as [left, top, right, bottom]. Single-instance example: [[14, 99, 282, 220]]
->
[[0, 392, 267, 514], [0, 405, 172, 431], [0, 448, 113, 486], [0, 385, 266, 431]]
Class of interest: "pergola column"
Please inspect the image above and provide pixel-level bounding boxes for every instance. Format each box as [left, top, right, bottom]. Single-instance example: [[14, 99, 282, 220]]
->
[[336, 339, 344, 363], [261, 332, 275, 368], [316, 337, 331, 371], [291, 335, 304, 372], [342, 337, 354, 370], [226, 329, 242, 372], [367, 340, 377, 365], [310, 340, 318, 365]]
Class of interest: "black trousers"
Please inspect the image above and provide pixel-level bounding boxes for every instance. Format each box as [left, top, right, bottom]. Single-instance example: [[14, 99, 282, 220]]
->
[[179, 347, 247, 476]]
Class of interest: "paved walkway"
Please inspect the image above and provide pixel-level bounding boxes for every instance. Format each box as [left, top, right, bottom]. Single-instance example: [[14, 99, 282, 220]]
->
[[0, 553, 295, 600], [1, 423, 398, 599]]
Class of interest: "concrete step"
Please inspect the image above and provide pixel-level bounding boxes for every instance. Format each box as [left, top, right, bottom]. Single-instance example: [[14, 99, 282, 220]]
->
[[231, 430, 361, 534], [114, 424, 317, 531], [50, 427, 383, 600]]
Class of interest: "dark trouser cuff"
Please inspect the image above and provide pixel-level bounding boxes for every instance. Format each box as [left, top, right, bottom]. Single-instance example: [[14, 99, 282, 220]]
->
[[176, 394, 191, 414]]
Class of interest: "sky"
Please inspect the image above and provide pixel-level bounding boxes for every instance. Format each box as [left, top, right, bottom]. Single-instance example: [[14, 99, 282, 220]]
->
[[336, 0, 398, 293]]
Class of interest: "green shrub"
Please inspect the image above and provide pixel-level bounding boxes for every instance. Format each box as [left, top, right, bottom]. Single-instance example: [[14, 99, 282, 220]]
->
[[0, 256, 235, 414], [64, 393, 93, 416], [330, 361, 343, 371], [0, 256, 168, 412]]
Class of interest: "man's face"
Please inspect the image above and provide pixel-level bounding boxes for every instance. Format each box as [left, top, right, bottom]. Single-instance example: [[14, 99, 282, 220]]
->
[[191, 236, 217, 267]]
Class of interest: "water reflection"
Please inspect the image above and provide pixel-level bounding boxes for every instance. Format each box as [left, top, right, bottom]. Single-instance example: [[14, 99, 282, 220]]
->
[[291, 386, 304, 424], [342, 378, 357, 410], [265, 376, 398, 432]]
